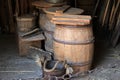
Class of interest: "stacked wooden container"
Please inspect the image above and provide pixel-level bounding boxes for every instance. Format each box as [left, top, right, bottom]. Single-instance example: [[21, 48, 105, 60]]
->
[[32, 0, 94, 77], [39, 5, 84, 53], [16, 15, 45, 56]]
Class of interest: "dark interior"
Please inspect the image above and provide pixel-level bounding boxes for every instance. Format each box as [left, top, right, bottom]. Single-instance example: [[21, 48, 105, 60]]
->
[[0, 0, 120, 80]]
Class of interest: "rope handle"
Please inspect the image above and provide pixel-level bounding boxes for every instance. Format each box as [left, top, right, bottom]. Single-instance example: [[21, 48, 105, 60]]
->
[[43, 60, 59, 72]]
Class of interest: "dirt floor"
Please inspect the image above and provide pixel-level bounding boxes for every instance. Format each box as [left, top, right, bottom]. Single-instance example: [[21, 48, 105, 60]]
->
[[73, 39, 120, 80], [0, 34, 120, 80], [0, 34, 43, 80]]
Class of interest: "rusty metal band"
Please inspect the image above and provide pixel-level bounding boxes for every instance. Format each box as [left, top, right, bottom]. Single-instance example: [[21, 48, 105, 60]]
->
[[57, 24, 91, 28], [53, 37, 94, 45], [43, 29, 54, 35], [68, 61, 91, 67]]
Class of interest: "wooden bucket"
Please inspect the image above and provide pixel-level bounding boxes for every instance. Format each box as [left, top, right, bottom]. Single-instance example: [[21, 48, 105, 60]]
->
[[53, 24, 94, 73], [16, 15, 36, 32]]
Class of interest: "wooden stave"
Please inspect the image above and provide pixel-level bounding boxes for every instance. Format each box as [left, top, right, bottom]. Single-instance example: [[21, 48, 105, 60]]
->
[[53, 24, 94, 73]]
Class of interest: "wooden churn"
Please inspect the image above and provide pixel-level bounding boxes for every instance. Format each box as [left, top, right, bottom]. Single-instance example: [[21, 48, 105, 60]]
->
[[16, 15, 36, 32], [39, 5, 84, 53], [52, 14, 94, 73]]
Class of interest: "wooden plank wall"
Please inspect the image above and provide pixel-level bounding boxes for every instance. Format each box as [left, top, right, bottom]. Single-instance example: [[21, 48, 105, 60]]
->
[[0, 0, 35, 33], [77, 0, 96, 14], [0, 0, 119, 47], [94, 0, 120, 46], [15, 0, 35, 16], [0, 0, 9, 33]]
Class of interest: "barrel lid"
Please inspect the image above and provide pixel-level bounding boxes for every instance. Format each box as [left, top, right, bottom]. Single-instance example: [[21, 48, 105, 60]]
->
[[43, 6, 84, 15], [32, 0, 66, 8], [51, 14, 92, 26], [16, 15, 35, 21]]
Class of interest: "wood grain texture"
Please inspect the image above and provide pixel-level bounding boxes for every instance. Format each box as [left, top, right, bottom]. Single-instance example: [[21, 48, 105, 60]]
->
[[39, 14, 55, 52], [43, 7, 84, 21], [18, 36, 41, 56], [16, 15, 36, 32], [51, 15, 91, 25]]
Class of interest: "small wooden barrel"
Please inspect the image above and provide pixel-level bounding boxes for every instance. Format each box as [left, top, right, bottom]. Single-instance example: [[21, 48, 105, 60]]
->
[[53, 15, 94, 73], [16, 15, 36, 32], [39, 7, 84, 53]]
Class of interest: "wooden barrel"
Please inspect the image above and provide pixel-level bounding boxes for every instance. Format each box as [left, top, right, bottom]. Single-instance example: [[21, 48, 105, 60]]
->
[[39, 14, 55, 53], [16, 15, 36, 32], [54, 24, 94, 73], [53, 24, 94, 73], [39, 7, 84, 53]]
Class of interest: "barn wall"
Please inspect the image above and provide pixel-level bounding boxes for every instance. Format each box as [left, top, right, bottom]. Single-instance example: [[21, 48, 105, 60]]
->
[[77, 0, 96, 14]]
